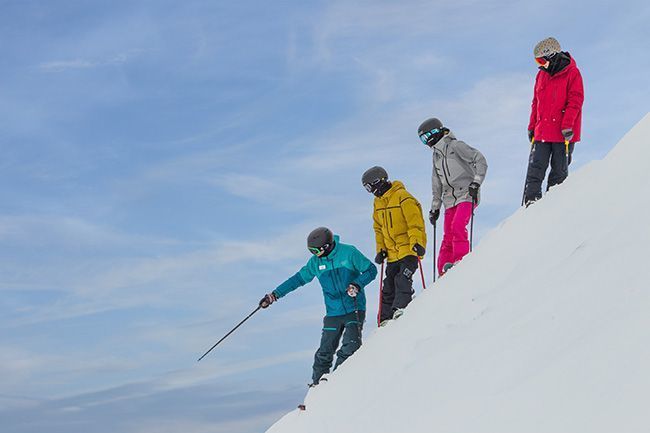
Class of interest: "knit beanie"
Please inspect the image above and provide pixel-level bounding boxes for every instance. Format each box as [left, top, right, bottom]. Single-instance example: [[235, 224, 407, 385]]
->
[[534, 37, 561, 58]]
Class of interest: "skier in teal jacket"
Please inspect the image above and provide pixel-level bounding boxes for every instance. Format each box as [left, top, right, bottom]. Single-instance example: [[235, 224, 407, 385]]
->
[[260, 227, 377, 385]]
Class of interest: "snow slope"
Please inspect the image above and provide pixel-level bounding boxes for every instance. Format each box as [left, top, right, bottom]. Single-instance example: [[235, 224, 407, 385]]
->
[[266, 113, 650, 433]]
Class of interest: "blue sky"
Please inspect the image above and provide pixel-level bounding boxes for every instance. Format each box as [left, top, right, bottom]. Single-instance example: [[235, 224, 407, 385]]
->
[[1, 1, 648, 432]]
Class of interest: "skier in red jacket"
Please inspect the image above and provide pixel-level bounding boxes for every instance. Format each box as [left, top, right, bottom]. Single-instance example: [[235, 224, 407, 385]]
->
[[524, 37, 584, 207]]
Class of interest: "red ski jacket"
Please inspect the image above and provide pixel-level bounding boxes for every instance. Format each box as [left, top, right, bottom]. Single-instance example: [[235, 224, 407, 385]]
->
[[528, 56, 584, 143]]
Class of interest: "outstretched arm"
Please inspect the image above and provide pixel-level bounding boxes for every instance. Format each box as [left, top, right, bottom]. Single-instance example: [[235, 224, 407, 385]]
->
[[273, 260, 317, 299]]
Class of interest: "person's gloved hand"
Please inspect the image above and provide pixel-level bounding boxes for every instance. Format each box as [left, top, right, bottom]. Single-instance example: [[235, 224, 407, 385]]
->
[[259, 292, 277, 309], [528, 130, 534, 142], [429, 209, 440, 225], [468, 182, 480, 200], [561, 128, 574, 142], [374, 250, 387, 264], [412, 243, 425, 257], [347, 284, 360, 297]]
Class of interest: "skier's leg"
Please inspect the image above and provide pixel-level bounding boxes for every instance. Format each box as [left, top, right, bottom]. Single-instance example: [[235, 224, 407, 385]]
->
[[548, 142, 569, 189], [568, 142, 575, 166], [524, 142, 552, 202], [393, 255, 418, 310], [312, 316, 344, 384], [450, 201, 474, 263], [334, 311, 366, 370], [437, 205, 456, 274], [380, 262, 398, 322]]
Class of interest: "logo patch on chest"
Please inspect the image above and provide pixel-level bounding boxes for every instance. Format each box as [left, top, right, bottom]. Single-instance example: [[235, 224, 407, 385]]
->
[[319, 265, 327, 270]]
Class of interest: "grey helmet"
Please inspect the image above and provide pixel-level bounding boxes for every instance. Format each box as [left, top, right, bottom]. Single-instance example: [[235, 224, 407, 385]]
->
[[362, 166, 391, 196], [307, 226, 334, 257], [418, 117, 446, 147]]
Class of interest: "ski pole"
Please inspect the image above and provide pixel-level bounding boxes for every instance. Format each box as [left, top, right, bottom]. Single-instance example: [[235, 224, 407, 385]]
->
[[432, 222, 437, 283], [417, 257, 427, 290], [197, 305, 262, 362], [470, 197, 476, 253], [521, 137, 535, 206], [377, 261, 384, 327], [353, 296, 362, 346], [565, 139, 570, 174]]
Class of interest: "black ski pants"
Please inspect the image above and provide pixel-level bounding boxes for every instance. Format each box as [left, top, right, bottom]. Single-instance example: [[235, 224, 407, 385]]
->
[[379, 255, 418, 322], [524, 141, 575, 203], [312, 310, 365, 383]]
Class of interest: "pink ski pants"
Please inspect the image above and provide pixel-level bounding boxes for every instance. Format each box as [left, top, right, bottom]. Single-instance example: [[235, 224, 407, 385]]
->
[[437, 201, 474, 275]]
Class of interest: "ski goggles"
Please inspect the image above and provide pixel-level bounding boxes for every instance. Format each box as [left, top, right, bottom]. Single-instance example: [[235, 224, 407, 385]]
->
[[363, 178, 382, 193], [308, 244, 329, 256], [535, 52, 556, 65], [419, 128, 440, 144]]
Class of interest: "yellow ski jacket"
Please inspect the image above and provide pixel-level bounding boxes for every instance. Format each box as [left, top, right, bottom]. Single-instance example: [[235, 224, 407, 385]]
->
[[372, 181, 427, 263]]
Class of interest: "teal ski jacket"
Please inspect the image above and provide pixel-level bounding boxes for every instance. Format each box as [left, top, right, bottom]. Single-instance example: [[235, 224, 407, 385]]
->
[[272, 236, 377, 317]]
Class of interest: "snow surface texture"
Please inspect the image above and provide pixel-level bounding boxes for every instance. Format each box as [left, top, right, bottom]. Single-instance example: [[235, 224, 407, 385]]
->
[[267, 113, 650, 433]]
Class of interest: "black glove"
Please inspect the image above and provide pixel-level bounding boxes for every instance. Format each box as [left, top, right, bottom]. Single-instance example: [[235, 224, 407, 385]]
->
[[259, 292, 277, 309], [429, 209, 440, 225], [412, 243, 425, 257], [468, 182, 480, 200], [374, 250, 387, 264], [561, 128, 574, 142], [528, 130, 534, 142]]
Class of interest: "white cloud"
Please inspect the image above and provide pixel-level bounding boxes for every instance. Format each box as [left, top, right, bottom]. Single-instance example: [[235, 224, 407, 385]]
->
[[39, 59, 97, 71], [38, 49, 144, 72]]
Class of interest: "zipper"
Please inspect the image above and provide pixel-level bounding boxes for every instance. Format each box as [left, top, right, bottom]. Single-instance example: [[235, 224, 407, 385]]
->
[[438, 141, 457, 202], [329, 257, 349, 314], [389, 211, 393, 228]]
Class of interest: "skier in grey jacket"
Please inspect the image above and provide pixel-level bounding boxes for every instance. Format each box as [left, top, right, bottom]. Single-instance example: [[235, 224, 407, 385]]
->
[[417, 117, 488, 275]]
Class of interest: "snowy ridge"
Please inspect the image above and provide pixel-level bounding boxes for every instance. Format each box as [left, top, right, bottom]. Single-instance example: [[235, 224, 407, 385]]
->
[[267, 113, 650, 433]]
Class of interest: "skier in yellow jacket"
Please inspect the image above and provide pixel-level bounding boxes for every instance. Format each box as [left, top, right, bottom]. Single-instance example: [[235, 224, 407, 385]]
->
[[362, 166, 426, 324]]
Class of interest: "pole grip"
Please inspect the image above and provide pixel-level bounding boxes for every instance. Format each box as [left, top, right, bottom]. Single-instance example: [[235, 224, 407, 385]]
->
[[417, 257, 426, 290]]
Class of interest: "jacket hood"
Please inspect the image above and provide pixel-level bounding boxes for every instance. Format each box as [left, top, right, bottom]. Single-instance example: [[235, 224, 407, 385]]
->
[[387, 180, 405, 194], [432, 131, 457, 148], [542, 52, 575, 77], [374, 180, 405, 201]]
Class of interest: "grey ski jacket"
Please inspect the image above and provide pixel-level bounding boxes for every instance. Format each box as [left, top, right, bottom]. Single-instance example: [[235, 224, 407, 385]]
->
[[431, 132, 488, 212]]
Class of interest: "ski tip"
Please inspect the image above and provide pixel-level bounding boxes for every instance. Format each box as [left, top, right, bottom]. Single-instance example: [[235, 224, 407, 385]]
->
[[298, 404, 306, 411]]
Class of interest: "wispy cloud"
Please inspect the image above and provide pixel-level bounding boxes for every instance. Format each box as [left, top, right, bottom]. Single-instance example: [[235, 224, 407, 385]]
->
[[39, 49, 144, 72], [39, 59, 97, 71]]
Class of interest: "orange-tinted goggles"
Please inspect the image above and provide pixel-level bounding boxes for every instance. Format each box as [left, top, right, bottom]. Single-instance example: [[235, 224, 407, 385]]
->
[[535, 57, 548, 66]]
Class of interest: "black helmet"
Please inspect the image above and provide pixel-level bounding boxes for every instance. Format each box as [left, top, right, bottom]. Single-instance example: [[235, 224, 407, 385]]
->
[[307, 227, 335, 257], [362, 166, 390, 196], [418, 117, 445, 147]]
